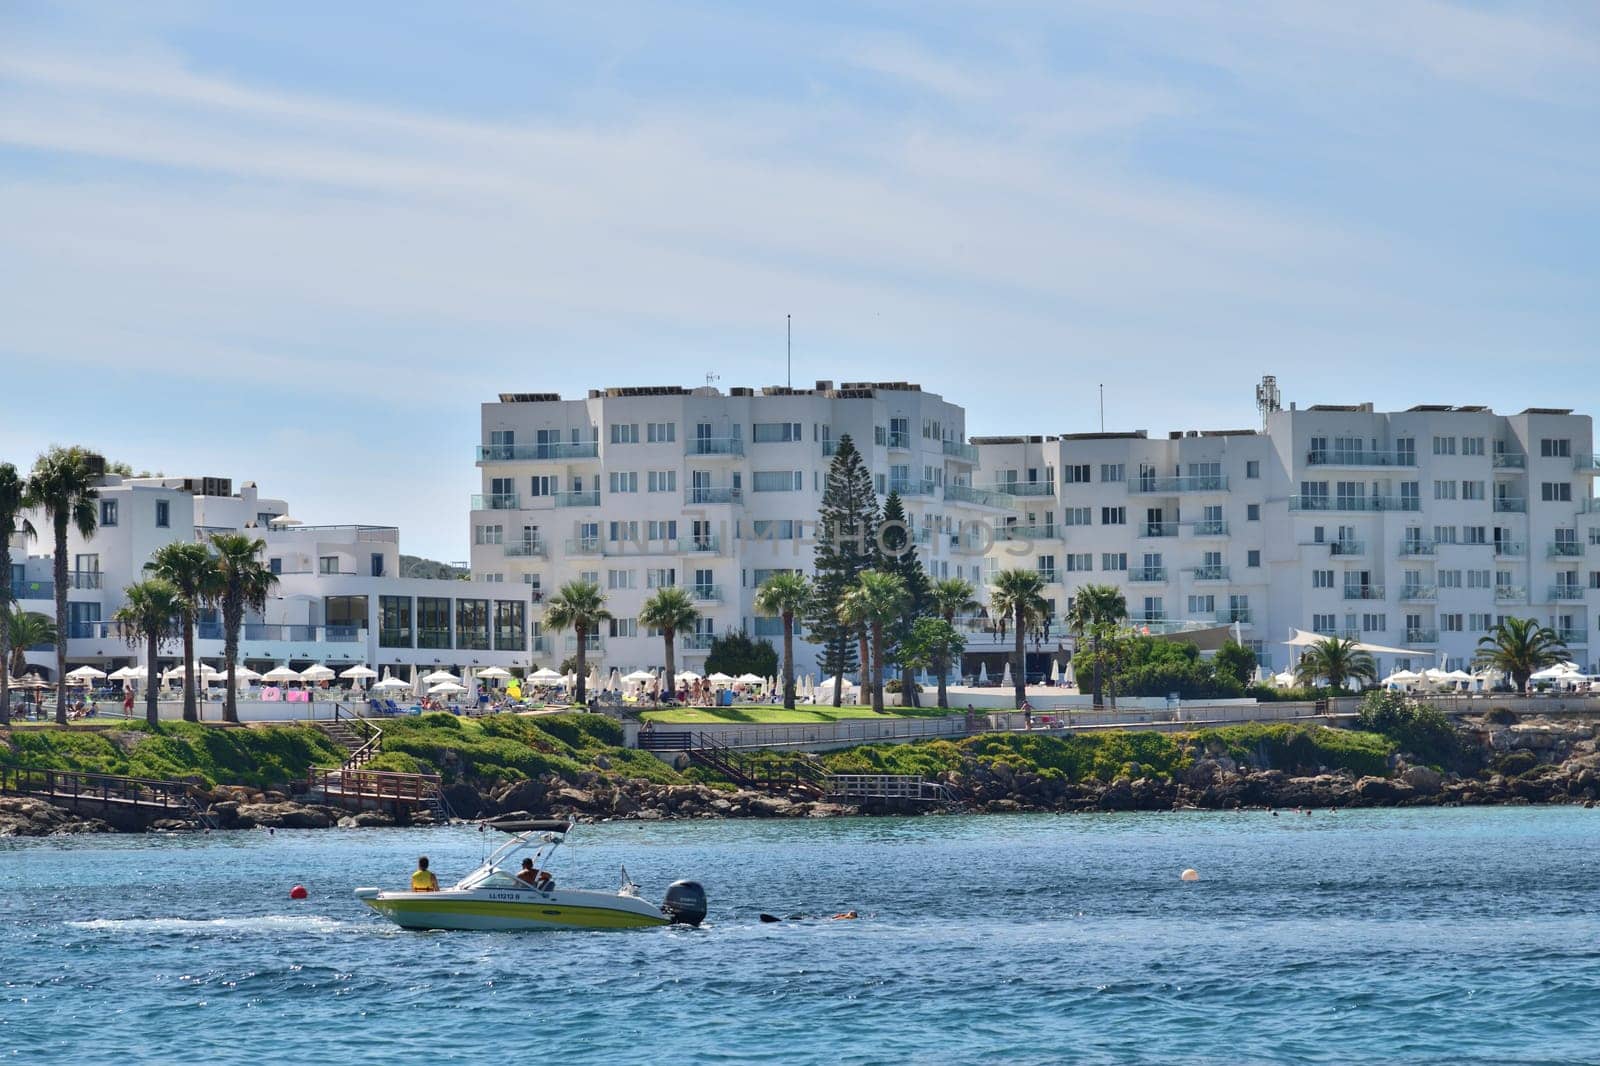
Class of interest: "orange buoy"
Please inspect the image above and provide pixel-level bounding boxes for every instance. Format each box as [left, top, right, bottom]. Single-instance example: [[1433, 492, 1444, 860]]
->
[[289, 884, 308, 900], [1180, 869, 1200, 882]]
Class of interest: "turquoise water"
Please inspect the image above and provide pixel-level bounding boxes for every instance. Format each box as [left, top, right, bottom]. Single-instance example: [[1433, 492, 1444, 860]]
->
[[5, 808, 1599, 1064]]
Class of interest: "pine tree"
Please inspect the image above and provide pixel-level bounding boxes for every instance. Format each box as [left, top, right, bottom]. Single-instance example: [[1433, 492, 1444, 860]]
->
[[810, 434, 878, 705], [876, 491, 932, 706]]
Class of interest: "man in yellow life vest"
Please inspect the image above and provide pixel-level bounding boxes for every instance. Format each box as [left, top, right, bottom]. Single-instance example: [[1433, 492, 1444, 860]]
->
[[411, 856, 440, 892]]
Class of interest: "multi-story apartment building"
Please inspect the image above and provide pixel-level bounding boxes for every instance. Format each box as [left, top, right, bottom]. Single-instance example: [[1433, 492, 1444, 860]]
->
[[11, 470, 533, 676], [469, 381, 1006, 672], [974, 399, 1599, 675]]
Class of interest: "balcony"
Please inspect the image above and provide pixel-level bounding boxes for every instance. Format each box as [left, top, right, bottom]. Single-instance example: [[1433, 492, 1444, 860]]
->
[[888, 478, 937, 497], [1549, 585, 1585, 601], [1289, 495, 1420, 513], [1577, 455, 1600, 475], [477, 441, 599, 462], [690, 584, 722, 603], [1128, 567, 1167, 583], [995, 524, 1057, 542], [503, 539, 546, 558], [992, 481, 1055, 498], [1406, 628, 1439, 644], [680, 633, 715, 651], [1399, 585, 1437, 603], [1217, 608, 1252, 624], [1494, 585, 1526, 602], [66, 571, 102, 589], [14, 579, 54, 601], [1343, 585, 1385, 600], [1548, 542, 1584, 559], [1189, 565, 1229, 581], [564, 538, 603, 555], [1128, 614, 1168, 627], [555, 490, 601, 508], [887, 430, 911, 450], [1130, 475, 1229, 494], [942, 440, 979, 463], [1305, 449, 1416, 468], [1139, 522, 1178, 538], [1329, 540, 1366, 557], [687, 486, 742, 505], [1492, 453, 1526, 469], [686, 437, 744, 457], [1035, 569, 1061, 584], [564, 635, 606, 652], [472, 493, 521, 510], [1557, 628, 1588, 645], [944, 484, 1008, 508], [1189, 520, 1229, 537], [1398, 540, 1436, 557], [676, 536, 720, 554], [1493, 540, 1526, 558], [1493, 497, 1526, 513]]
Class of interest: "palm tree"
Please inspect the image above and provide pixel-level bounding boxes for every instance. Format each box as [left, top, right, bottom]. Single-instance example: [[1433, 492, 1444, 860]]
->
[[145, 541, 220, 722], [990, 568, 1049, 709], [638, 586, 698, 704], [836, 570, 907, 713], [928, 576, 978, 708], [26, 446, 99, 725], [1475, 617, 1568, 694], [755, 572, 812, 709], [543, 581, 611, 706], [0, 463, 33, 727], [6, 611, 55, 679], [211, 533, 278, 724], [1294, 636, 1378, 693], [113, 579, 182, 728], [1066, 583, 1128, 707]]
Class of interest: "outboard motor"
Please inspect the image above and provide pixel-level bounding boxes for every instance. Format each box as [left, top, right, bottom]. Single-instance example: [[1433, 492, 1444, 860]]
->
[[661, 880, 708, 927]]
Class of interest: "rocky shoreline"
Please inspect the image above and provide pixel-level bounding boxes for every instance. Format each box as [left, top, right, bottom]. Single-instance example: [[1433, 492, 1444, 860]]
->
[[6, 713, 1599, 836]]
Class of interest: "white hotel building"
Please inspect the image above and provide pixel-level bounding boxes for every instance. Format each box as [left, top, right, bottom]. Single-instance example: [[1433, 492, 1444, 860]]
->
[[473, 380, 1599, 679], [11, 469, 534, 677]]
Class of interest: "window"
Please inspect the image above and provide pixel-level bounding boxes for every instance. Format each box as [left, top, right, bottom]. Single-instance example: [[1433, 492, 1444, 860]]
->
[[609, 423, 639, 444], [475, 524, 505, 546], [1467, 569, 1491, 589], [752, 422, 803, 443], [319, 556, 339, 575], [1099, 464, 1124, 483], [1246, 504, 1260, 522], [1247, 550, 1261, 568], [1189, 595, 1215, 614], [647, 568, 676, 589], [1433, 480, 1456, 500], [1100, 553, 1127, 571], [456, 599, 490, 650], [379, 595, 413, 648], [494, 600, 526, 651], [646, 470, 677, 493], [1101, 506, 1126, 525], [1469, 612, 1493, 632], [647, 520, 678, 541], [1590, 572, 1600, 590], [324, 595, 367, 635], [1064, 507, 1092, 525], [1464, 526, 1486, 544], [1312, 613, 1337, 634], [418, 597, 452, 649], [1246, 460, 1260, 479], [100, 499, 117, 526], [1433, 436, 1456, 456], [1439, 569, 1463, 588], [607, 520, 638, 544], [1064, 464, 1092, 483], [529, 475, 555, 497], [1441, 614, 1464, 633], [268, 557, 282, 575], [1066, 553, 1094, 571], [1434, 525, 1457, 544], [1541, 438, 1572, 458], [1462, 480, 1484, 501], [607, 569, 636, 590], [1541, 482, 1573, 502], [371, 552, 385, 578], [608, 618, 637, 639], [1362, 614, 1387, 632], [1313, 570, 1334, 588], [753, 471, 802, 492], [647, 421, 676, 443], [609, 471, 638, 493], [1463, 436, 1485, 456], [578, 570, 599, 586], [752, 519, 799, 540], [155, 500, 170, 528]]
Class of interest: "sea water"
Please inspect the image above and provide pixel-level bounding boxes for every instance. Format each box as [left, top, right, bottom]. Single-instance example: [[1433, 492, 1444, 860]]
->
[[4, 807, 1598, 1064]]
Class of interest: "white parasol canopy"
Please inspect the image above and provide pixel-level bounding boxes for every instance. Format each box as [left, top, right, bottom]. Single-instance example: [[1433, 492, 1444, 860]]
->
[[674, 670, 701, 683], [67, 665, 107, 681], [428, 680, 467, 695], [340, 665, 379, 680], [1531, 662, 1585, 681], [372, 676, 411, 691], [477, 666, 512, 680], [529, 667, 562, 682], [261, 664, 302, 683], [707, 672, 735, 685], [736, 673, 764, 685], [623, 669, 656, 683], [231, 666, 262, 681], [977, 662, 989, 685], [422, 669, 460, 685], [1382, 669, 1421, 685], [1281, 627, 1422, 657], [106, 666, 138, 681], [300, 663, 336, 681]]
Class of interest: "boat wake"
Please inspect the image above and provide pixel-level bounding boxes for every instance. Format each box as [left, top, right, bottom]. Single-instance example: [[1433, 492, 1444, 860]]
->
[[65, 915, 365, 935]]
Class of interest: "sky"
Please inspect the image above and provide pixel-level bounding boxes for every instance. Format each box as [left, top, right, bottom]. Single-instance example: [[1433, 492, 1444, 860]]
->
[[1, 1, 1597, 561]]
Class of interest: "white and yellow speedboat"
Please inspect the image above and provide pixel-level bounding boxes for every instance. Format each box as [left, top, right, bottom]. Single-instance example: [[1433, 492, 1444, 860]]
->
[[355, 819, 707, 932]]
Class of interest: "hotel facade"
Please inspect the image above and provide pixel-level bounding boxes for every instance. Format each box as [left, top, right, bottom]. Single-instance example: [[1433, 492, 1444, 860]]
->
[[471, 381, 1599, 679]]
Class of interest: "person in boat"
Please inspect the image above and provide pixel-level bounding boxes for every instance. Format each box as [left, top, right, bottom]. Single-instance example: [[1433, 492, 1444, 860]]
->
[[411, 856, 440, 892], [516, 858, 540, 886]]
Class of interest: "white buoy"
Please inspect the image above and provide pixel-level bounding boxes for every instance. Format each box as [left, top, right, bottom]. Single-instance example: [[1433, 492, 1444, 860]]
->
[[1180, 868, 1200, 882]]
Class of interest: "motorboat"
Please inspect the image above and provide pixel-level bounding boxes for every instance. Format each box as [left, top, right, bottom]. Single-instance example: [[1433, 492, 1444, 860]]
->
[[355, 818, 707, 932]]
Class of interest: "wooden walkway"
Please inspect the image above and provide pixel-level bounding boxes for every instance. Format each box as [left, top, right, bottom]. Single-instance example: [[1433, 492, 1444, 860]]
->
[[0, 766, 213, 825]]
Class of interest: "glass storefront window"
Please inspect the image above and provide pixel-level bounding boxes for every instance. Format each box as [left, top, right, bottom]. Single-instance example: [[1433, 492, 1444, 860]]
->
[[456, 598, 490, 650], [418, 597, 452, 649], [493, 600, 525, 651], [379, 595, 413, 648]]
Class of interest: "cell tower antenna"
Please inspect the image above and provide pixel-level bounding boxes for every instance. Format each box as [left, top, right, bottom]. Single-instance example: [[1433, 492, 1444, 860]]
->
[[706, 371, 720, 389], [1255, 374, 1281, 431]]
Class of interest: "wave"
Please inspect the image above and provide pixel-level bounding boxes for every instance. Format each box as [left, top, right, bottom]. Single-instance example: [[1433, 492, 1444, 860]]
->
[[64, 915, 365, 934]]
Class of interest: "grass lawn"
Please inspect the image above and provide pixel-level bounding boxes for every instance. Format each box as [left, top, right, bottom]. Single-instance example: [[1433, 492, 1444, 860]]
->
[[6, 715, 145, 730], [640, 703, 963, 725]]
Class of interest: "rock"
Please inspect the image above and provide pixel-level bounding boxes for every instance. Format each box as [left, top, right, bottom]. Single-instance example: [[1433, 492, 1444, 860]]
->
[[552, 788, 596, 810], [1401, 766, 1444, 795], [594, 754, 612, 771], [747, 796, 794, 818], [351, 810, 395, 828], [236, 802, 333, 829], [444, 782, 485, 819], [493, 778, 548, 814], [209, 800, 242, 829], [611, 791, 639, 816], [1354, 776, 1415, 804]]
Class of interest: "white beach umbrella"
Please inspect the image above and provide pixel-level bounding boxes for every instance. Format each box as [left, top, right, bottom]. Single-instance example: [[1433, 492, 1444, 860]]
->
[[674, 670, 701, 683], [530, 667, 562, 682], [977, 662, 989, 685], [340, 665, 379, 680], [1531, 662, 1583, 681], [106, 666, 136, 681], [1272, 670, 1297, 687], [67, 665, 107, 681], [428, 680, 467, 695], [1444, 669, 1474, 682], [300, 663, 336, 682], [231, 666, 262, 681], [477, 666, 512, 680], [736, 672, 764, 685], [707, 672, 735, 686], [372, 676, 410, 691], [261, 664, 302, 683], [422, 669, 459, 685], [623, 669, 656, 683], [586, 666, 602, 693], [1000, 661, 1012, 688], [606, 668, 622, 693], [1049, 659, 1060, 684]]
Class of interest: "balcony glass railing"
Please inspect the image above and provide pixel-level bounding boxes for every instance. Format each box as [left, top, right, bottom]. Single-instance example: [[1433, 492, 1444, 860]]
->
[[503, 539, 546, 557], [690, 585, 721, 602], [994, 525, 1057, 541], [1492, 453, 1526, 469], [1128, 567, 1167, 583], [65, 571, 102, 589], [1493, 540, 1525, 557], [1289, 495, 1420, 512], [888, 478, 937, 497], [680, 633, 715, 650], [1217, 608, 1252, 624], [472, 493, 521, 510], [1494, 585, 1526, 601], [1406, 628, 1439, 643], [555, 490, 600, 507], [1493, 497, 1526, 513], [1128, 614, 1168, 626], [687, 486, 741, 505], [676, 536, 720, 553], [942, 440, 979, 462], [1035, 569, 1060, 583], [1576, 455, 1600, 474], [1399, 585, 1437, 602], [887, 430, 911, 450], [564, 538, 603, 555], [993, 481, 1055, 497], [1131, 475, 1230, 494], [1189, 565, 1229, 581], [1305, 449, 1417, 467], [14, 579, 54, 601], [686, 437, 744, 457], [1189, 520, 1229, 536], [477, 441, 599, 461], [944, 484, 1006, 508], [1549, 585, 1585, 601], [1139, 522, 1178, 538], [1329, 540, 1365, 556], [1343, 585, 1385, 600], [1399, 540, 1436, 557], [564, 635, 606, 651], [1548, 542, 1584, 558], [1558, 629, 1588, 644]]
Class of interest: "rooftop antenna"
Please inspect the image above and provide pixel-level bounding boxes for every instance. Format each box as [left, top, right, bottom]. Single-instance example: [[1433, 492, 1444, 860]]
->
[[1255, 374, 1281, 432], [705, 371, 720, 389], [786, 314, 792, 390], [1099, 384, 1104, 433]]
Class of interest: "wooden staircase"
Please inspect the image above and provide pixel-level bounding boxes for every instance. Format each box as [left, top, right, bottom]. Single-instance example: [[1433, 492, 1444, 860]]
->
[[639, 730, 951, 804], [315, 703, 382, 769]]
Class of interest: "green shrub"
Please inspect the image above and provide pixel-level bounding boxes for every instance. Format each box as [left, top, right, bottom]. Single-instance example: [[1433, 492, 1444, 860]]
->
[[1355, 691, 1461, 768], [1484, 707, 1518, 726], [1492, 750, 1538, 775]]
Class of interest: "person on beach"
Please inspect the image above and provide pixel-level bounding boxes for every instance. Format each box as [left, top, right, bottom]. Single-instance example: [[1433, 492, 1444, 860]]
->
[[411, 856, 439, 892], [122, 686, 134, 718]]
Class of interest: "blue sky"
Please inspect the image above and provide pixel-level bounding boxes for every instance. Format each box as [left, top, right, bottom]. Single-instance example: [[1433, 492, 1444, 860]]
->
[[1, 1, 1597, 560]]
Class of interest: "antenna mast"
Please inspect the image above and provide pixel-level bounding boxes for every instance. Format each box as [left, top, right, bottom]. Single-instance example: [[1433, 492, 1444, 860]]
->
[[1255, 375, 1281, 431], [786, 314, 791, 389]]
